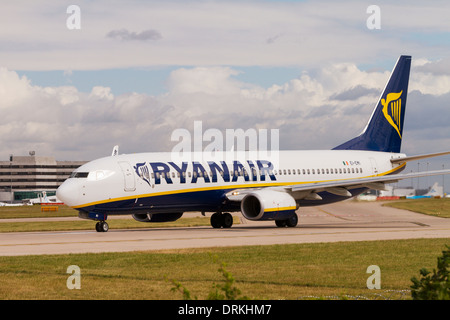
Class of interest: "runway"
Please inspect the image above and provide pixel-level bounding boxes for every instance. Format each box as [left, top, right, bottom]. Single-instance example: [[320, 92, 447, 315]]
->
[[1, 201, 449, 256]]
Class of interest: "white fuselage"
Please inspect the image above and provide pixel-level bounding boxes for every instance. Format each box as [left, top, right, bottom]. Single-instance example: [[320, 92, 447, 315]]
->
[[57, 150, 406, 213]]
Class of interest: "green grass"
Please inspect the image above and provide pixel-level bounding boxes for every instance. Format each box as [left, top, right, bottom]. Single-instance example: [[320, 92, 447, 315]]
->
[[382, 198, 450, 218], [0, 205, 238, 232], [0, 238, 448, 300], [0, 216, 221, 232], [0, 205, 77, 219]]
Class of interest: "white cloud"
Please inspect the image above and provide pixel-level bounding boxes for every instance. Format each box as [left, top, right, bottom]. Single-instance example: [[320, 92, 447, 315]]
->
[[2, 58, 449, 161]]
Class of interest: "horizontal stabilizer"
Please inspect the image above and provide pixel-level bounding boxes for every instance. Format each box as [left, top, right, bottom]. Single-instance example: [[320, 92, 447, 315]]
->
[[391, 151, 450, 164]]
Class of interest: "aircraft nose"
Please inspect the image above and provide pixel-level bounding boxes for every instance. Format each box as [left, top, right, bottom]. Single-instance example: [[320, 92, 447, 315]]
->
[[56, 179, 81, 207]]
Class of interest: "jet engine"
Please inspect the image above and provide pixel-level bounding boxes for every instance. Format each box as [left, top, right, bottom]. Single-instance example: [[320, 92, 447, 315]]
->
[[132, 212, 183, 222], [240, 189, 297, 221]]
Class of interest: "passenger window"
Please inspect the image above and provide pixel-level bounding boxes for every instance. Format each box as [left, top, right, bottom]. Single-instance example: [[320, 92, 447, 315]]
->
[[307, 169, 310, 174], [312, 169, 315, 174], [298, 169, 301, 174], [339, 168, 342, 174]]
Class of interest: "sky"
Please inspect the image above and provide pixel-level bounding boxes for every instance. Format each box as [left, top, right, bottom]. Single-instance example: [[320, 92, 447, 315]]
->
[[1, 0, 450, 191]]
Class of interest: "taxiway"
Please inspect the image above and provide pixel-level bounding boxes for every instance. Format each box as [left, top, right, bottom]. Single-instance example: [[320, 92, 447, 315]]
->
[[0, 201, 449, 256]]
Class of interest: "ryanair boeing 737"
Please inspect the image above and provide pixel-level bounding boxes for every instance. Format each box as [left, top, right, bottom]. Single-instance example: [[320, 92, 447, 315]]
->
[[57, 55, 450, 232]]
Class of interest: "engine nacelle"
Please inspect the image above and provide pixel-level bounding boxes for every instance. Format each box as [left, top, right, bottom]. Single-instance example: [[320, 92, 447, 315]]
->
[[240, 189, 297, 221], [132, 212, 183, 223]]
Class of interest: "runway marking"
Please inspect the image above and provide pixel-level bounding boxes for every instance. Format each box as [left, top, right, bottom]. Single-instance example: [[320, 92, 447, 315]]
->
[[316, 207, 356, 221]]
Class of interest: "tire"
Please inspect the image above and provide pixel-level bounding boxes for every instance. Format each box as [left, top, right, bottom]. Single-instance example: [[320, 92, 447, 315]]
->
[[286, 214, 298, 228], [101, 221, 109, 232], [222, 213, 233, 228], [211, 212, 223, 228], [275, 220, 287, 227]]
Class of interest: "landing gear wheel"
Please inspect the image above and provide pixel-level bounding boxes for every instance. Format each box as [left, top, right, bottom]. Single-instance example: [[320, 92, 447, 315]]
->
[[211, 212, 233, 229], [275, 220, 287, 227], [286, 214, 298, 228], [275, 214, 298, 228], [222, 213, 233, 228], [211, 212, 223, 228], [95, 221, 109, 232]]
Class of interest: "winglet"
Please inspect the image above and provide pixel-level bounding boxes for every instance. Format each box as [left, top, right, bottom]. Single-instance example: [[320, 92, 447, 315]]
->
[[111, 145, 119, 156]]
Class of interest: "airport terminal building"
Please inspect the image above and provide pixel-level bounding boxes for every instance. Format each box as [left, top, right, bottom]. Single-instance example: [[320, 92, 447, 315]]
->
[[0, 154, 86, 203]]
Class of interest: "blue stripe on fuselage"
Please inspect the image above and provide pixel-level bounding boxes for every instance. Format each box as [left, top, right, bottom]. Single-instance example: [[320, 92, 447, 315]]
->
[[76, 187, 369, 216]]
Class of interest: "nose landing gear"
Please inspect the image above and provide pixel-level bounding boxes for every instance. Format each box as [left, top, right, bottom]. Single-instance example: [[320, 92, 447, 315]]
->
[[95, 221, 109, 232]]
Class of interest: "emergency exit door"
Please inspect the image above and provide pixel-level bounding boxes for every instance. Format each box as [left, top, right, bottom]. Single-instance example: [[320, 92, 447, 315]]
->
[[118, 161, 136, 192]]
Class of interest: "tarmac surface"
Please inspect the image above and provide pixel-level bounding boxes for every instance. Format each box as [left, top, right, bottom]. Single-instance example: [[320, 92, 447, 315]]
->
[[1, 200, 449, 256]]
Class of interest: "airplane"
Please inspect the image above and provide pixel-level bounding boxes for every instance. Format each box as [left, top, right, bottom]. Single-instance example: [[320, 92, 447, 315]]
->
[[56, 55, 450, 232], [406, 182, 444, 199]]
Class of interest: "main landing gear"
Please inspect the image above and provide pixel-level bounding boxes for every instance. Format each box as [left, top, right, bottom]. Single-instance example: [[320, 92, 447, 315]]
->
[[95, 221, 109, 232], [275, 213, 298, 228], [210, 212, 233, 229]]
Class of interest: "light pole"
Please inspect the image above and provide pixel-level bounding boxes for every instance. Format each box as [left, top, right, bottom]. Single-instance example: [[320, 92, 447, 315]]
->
[[417, 162, 420, 190]]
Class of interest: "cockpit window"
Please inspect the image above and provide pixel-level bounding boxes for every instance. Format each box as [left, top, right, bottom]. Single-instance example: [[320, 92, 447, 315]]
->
[[87, 170, 115, 181], [70, 172, 89, 178]]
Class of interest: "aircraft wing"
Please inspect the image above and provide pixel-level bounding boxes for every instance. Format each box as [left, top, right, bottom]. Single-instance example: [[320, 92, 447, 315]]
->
[[226, 169, 450, 201]]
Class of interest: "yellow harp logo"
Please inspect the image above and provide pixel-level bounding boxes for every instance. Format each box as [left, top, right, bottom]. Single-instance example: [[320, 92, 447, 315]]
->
[[381, 90, 403, 139]]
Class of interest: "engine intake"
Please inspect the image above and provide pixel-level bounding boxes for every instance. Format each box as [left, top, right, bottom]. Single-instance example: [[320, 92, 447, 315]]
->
[[241, 189, 297, 221]]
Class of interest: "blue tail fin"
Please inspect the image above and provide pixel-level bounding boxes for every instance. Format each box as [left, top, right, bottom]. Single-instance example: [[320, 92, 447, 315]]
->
[[333, 55, 411, 153]]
